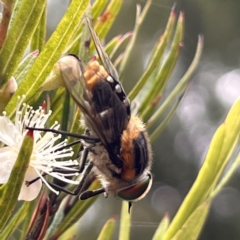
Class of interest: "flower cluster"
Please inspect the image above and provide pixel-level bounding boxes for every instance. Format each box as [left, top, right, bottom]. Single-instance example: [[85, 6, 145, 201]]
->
[[0, 96, 79, 201]]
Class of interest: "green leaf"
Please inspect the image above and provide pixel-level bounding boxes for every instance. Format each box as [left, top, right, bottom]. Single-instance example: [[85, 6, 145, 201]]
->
[[0, 130, 34, 231], [210, 151, 240, 199], [119, 201, 131, 240], [60, 91, 71, 134], [147, 35, 204, 129], [128, 4, 176, 101], [109, 32, 132, 60], [0, 202, 30, 239], [217, 98, 240, 170], [92, 0, 109, 21], [163, 125, 225, 240], [105, 35, 123, 55], [90, 0, 123, 54], [163, 98, 240, 240], [5, 0, 89, 119], [97, 217, 116, 240], [0, 1, 15, 49], [47, 179, 101, 239], [0, 0, 47, 87], [171, 200, 211, 240], [149, 88, 186, 142], [152, 214, 170, 240], [19, 198, 39, 240], [67, 109, 84, 158], [94, 0, 122, 39], [119, 0, 152, 80], [14, 50, 39, 85], [140, 12, 184, 121], [64, 0, 109, 54], [30, 6, 46, 52]]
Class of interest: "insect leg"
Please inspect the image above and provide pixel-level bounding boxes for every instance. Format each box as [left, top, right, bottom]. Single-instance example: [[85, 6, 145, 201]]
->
[[45, 161, 94, 196], [25, 174, 46, 186], [73, 161, 94, 195], [26, 126, 100, 143], [78, 146, 89, 173], [25, 142, 93, 194], [80, 188, 105, 200], [55, 139, 82, 152], [25, 167, 80, 188], [25, 139, 81, 187]]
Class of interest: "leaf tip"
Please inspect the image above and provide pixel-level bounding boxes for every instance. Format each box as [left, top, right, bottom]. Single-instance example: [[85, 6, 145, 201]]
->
[[171, 3, 177, 14], [179, 11, 185, 20], [32, 50, 39, 57], [27, 129, 34, 138]]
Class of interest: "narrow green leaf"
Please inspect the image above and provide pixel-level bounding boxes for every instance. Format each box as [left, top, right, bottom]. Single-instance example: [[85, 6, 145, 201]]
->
[[57, 224, 79, 240], [152, 214, 170, 240], [210, 151, 240, 199], [105, 35, 122, 56], [128, 4, 176, 100], [0, 202, 29, 239], [48, 89, 65, 123], [19, 197, 39, 240], [92, 0, 108, 21], [67, 109, 84, 159], [171, 201, 211, 240], [0, 0, 47, 87], [90, 0, 123, 54], [119, 201, 131, 240], [0, 1, 15, 49], [149, 92, 185, 142], [0, 1, 15, 34], [163, 125, 225, 240], [119, 0, 152, 79], [113, 53, 124, 68], [109, 32, 132, 60], [94, 0, 122, 39], [218, 98, 240, 166], [97, 217, 116, 240], [5, 0, 89, 119], [61, 91, 70, 134], [8, 0, 20, 29], [207, 98, 240, 186], [147, 35, 204, 129], [0, 130, 34, 231], [64, 0, 109, 54], [30, 6, 46, 52], [140, 12, 184, 119], [14, 50, 39, 84], [163, 98, 240, 240], [48, 179, 101, 240]]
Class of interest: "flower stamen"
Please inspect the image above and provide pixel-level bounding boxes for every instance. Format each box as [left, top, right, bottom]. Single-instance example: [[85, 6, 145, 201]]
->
[[0, 96, 78, 201]]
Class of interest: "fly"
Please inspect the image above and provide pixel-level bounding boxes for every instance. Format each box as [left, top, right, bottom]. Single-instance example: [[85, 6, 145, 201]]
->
[[27, 17, 153, 212]]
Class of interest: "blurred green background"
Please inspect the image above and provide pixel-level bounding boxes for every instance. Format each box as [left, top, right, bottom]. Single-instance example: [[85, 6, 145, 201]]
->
[[47, 0, 240, 239]]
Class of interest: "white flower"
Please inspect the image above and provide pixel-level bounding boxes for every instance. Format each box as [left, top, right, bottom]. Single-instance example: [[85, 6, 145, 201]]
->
[[0, 96, 79, 201]]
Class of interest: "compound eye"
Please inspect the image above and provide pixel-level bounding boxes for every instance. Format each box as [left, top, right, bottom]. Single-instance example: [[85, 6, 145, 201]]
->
[[117, 173, 152, 202]]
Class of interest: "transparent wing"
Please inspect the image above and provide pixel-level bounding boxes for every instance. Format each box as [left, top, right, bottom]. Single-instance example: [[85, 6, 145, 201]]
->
[[58, 55, 110, 148], [59, 55, 127, 169], [85, 17, 119, 81], [59, 19, 130, 167]]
